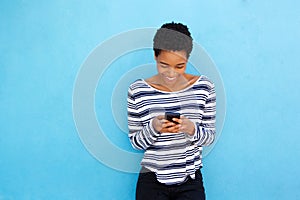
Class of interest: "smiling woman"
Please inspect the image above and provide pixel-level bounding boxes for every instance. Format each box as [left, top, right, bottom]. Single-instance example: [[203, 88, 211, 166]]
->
[[127, 22, 216, 200], [147, 50, 200, 92]]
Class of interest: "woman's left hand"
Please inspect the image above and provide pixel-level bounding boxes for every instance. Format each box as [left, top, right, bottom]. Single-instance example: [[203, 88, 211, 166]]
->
[[172, 116, 195, 136]]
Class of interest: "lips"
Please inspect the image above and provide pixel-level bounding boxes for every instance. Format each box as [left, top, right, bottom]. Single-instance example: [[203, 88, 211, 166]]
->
[[166, 76, 176, 81], [164, 76, 177, 84]]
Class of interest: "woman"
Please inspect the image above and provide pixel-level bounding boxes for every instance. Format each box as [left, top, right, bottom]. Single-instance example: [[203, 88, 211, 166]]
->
[[127, 22, 216, 200]]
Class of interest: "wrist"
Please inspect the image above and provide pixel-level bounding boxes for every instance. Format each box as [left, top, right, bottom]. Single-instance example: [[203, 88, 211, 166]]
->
[[188, 126, 195, 136], [151, 118, 160, 133]]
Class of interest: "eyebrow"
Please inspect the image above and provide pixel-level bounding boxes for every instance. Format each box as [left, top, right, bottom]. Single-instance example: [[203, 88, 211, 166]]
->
[[159, 61, 186, 66]]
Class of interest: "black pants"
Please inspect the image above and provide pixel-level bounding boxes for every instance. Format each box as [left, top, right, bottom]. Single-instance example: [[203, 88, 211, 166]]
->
[[136, 168, 206, 200]]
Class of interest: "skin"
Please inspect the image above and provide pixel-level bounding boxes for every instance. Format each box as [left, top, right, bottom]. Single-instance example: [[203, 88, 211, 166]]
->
[[145, 50, 199, 136]]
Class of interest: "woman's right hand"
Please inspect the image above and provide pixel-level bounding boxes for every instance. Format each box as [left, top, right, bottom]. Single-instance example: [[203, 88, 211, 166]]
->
[[152, 115, 180, 133]]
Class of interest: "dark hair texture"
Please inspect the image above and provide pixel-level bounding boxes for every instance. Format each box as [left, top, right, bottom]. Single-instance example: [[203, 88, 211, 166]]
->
[[153, 22, 193, 58]]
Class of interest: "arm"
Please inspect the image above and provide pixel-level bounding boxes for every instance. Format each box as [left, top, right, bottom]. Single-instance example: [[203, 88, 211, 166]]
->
[[127, 87, 160, 150], [188, 82, 216, 146]]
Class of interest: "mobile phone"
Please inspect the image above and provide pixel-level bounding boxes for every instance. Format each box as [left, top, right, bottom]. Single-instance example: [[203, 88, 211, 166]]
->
[[165, 112, 180, 124]]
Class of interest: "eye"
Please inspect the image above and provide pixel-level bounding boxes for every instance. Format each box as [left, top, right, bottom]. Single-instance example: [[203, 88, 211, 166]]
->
[[160, 64, 169, 68], [176, 65, 185, 69]]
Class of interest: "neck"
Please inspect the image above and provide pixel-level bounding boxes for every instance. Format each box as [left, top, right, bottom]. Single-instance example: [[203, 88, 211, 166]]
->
[[154, 74, 191, 92]]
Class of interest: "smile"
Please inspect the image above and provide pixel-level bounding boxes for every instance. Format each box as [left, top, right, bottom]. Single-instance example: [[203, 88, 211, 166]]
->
[[166, 77, 176, 81]]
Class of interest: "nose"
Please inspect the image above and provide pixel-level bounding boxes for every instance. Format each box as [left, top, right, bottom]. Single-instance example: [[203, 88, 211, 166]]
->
[[167, 68, 177, 76]]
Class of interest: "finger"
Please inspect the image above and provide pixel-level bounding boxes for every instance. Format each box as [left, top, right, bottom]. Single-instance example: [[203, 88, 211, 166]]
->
[[160, 125, 181, 133], [160, 127, 175, 133], [162, 121, 176, 128], [172, 118, 182, 124], [167, 124, 181, 133], [161, 119, 170, 123]]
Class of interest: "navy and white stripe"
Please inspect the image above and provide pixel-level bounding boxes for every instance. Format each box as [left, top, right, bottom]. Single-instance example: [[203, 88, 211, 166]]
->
[[127, 76, 216, 185]]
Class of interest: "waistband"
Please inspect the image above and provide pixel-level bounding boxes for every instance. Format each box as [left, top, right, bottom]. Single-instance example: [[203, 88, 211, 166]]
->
[[139, 166, 202, 185]]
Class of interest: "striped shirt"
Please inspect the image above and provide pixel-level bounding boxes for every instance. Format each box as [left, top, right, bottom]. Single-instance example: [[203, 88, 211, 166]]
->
[[127, 75, 216, 185]]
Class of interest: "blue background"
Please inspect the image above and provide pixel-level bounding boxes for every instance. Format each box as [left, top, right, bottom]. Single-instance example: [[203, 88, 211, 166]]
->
[[1, 0, 300, 199]]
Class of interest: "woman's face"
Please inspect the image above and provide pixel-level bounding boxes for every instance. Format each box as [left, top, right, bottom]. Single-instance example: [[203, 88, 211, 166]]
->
[[155, 50, 187, 88]]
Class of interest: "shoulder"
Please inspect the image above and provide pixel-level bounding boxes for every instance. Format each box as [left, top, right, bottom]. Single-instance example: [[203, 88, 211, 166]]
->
[[129, 79, 144, 88], [184, 74, 214, 86], [199, 75, 213, 84], [196, 75, 215, 90], [128, 79, 150, 94]]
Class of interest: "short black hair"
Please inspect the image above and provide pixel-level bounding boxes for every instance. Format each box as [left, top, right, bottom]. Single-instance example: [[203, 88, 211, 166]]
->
[[153, 22, 193, 58]]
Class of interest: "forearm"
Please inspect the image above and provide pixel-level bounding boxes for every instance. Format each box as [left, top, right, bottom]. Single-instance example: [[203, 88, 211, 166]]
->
[[188, 122, 215, 146], [128, 120, 160, 150]]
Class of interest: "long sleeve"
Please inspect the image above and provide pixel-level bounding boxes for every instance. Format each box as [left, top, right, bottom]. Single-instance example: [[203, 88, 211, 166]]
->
[[127, 87, 160, 150], [188, 82, 216, 146]]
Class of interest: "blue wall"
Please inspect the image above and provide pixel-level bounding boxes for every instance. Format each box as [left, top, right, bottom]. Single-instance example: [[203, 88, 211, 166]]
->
[[1, 0, 300, 199]]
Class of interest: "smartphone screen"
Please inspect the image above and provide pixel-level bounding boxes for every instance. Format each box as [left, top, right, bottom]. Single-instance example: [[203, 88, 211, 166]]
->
[[165, 112, 180, 124]]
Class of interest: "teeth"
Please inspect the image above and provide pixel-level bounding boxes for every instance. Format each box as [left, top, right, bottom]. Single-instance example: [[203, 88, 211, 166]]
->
[[166, 77, 176, 81]]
